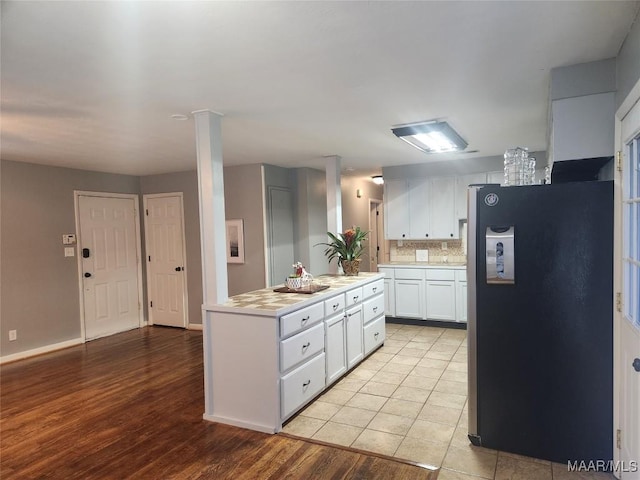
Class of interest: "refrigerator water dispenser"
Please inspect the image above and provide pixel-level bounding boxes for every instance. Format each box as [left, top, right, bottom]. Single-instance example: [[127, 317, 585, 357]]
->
[[486, 226, 515, 284]]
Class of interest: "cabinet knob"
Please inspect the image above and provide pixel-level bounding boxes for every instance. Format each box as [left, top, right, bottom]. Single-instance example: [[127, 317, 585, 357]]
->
[[450, 233, 454, 237], [425, 234, 429, 238], [402, 234, 405, 238]]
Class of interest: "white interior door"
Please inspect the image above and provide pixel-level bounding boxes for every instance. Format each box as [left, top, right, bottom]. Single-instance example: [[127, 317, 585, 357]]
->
[[615, 92, 640, 479], [78, 194, 141, 340], [368, 200, 383, 272], [144, 194, 187, 328]]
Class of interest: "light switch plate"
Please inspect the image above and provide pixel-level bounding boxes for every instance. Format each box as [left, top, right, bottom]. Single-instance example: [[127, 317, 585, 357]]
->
[[64, 247, 75, 257], [62, 234, 76, 245]]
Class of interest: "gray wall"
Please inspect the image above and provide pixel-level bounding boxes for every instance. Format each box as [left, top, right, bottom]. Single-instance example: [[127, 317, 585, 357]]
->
[[340, 176, 384, 273], [223, 164, 267, 296], [294, 168, 328, 276], [616, 11, 640, 109], [0, 160, 141, 356], [139, 170, 203, 326], [550, 58, 616, 100]]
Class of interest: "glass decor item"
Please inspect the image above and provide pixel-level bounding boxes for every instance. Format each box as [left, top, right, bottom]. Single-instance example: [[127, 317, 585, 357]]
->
[[504, 147, 536, 186]]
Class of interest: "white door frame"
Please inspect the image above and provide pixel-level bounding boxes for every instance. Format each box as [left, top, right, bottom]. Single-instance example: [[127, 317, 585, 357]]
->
[[368, 198, 385, 271], [142, 192, 189, 328], [613, 77, 640, 477], [74, 191, 145, 341]]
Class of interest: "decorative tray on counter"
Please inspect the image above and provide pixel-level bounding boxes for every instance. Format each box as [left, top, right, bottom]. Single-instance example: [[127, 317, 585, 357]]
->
[[273, 284, 330, 294]]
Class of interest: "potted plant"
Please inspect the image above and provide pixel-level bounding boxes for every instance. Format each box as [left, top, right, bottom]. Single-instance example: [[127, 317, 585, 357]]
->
[[317, 226, 368, 276]]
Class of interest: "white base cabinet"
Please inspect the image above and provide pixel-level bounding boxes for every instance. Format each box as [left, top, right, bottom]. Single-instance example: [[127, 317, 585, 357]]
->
[[456, 282, 467, 323], [425, 281, 456, 321], [204, 273, 385, 434], [394, 279, 424, 319], [325, 313, 347, 385]]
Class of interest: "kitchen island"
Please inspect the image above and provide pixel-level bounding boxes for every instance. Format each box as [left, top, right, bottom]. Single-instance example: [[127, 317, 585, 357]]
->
[[202, 272, 385, 433], [378, 263, 467, 323]]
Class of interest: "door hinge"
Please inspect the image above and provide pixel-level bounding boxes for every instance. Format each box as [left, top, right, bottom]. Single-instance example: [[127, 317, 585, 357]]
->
[[616, 292, 622, 313], [376, 210, 379, 216], [150, 301, 153, 308], [616, 151, 623, 172], [145, 209, 149, 216], [616, 429, 621, 449], [148, 255, 151, 262]]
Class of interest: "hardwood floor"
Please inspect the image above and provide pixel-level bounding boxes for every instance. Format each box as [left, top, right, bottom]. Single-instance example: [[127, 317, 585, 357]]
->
[[1, 327, 437, 479]]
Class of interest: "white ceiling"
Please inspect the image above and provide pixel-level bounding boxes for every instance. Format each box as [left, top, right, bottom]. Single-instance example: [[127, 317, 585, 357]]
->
[[1, 1, 638, 177]]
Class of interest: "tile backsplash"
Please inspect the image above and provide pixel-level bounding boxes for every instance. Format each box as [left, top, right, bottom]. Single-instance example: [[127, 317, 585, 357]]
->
[[390, 239, 466, 264]]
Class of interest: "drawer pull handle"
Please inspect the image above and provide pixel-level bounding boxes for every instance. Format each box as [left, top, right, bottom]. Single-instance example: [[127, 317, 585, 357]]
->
[[374, 332, 379, 338], [302, 342, 311, 351], [333, 303, 339, 311], [301, 316, 310, 324], [372, 287, 377, 293], [353, 295, 359, 302], [302, 380, 311, 388], [373, 306, 378, 313]]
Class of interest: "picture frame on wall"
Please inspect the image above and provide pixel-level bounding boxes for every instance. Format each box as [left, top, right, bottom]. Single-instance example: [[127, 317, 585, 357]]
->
[[226, 219, 245, 264]]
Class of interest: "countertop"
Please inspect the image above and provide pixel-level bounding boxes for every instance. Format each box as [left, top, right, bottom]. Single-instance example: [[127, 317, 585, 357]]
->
[[207, 272, 384, 316], [377, 262, 466, 269]]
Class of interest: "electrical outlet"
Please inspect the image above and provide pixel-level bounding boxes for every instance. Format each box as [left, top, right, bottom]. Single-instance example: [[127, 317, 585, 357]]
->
[[9, 330, 17, 341], [441, 242, 448, 250]]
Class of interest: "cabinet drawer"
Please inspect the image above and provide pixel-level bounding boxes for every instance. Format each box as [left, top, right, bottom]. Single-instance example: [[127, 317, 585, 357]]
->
[[363, 294, 385, 324], [281, 353, 326, 419], [394, 268, 424, 280], [280, 323, 325, 373], [455, 269, 467, 282], [425, 269, 455, 281], [363, 279, 384, 299], [364, 316, 385, 356], [324, 294, 345, 316], [280, 302, 324, 338], [346, 287, 363, 307]]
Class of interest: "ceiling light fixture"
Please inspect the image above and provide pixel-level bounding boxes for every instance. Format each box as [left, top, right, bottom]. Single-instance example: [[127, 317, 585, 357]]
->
[[391, 120, 467, 154], [372, 175, 384, 185]]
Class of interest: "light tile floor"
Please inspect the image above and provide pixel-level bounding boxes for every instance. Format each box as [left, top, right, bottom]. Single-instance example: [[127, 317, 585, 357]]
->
[[283, 323, 615, 480]]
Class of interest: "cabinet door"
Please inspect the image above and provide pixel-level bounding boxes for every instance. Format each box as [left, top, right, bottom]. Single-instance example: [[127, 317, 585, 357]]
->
[[325, 314, 347, 385], [408, 177, 430, 239], [383, 278, 395, 316], [455, 173, 487, 219], [345, 305, 364, 369], [456, 281, 467, 323], [394, 279, 424, 319], [384, 179, 410, 239], [425, 280, 456, 321], [428, 177, 457, 239]]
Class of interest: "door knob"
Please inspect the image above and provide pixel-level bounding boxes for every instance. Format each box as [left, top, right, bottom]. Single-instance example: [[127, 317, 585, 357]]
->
[[84, 272, 92, 278], [633, 358, 640, 372]]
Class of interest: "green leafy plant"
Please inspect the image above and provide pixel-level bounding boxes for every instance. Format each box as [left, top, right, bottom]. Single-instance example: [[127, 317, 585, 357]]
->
[[316, 226, 369, 264]]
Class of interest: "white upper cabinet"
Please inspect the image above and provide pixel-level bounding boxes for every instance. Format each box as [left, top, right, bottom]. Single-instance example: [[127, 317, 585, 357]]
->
[[384, 179, 410, 239], [455, 173, 487, 219], [428, 177, 457, 239], [408, 177, 430, 239]]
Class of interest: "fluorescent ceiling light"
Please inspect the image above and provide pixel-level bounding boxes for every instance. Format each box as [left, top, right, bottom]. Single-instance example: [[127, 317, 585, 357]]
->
[[372, 175, 384, 185], [391, 121, 467, 154]]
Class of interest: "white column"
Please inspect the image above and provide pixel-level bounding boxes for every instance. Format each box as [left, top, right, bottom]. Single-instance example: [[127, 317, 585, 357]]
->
[[193, 110, 228, 306], [325, 155, 342, 274]]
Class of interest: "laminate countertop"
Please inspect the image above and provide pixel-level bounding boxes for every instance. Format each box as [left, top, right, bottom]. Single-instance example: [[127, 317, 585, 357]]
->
[[377, 263, 466, 269]]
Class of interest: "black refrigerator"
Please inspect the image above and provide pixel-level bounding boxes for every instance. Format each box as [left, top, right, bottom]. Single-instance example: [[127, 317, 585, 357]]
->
[[467, 180, 613, 464]]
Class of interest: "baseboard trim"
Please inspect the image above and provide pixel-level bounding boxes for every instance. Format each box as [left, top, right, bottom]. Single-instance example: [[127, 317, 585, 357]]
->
[[0, 337, 84, 365], [188, 323, 203, 331], [386, 316, 467, 330], [202, 414, 276, 434]]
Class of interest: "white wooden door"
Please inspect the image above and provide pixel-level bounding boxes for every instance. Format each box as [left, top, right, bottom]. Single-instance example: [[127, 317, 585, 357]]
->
[[144, 194, 187, 328], [615, 94, 640, 479], [78, 195, 141, 340], [394, 279, 424, 319], [325, 313, 347, 385], [368, 200, 382, 271], [409, 177, 430, 239], [428, 177, 457, 239], [345, 305, 363, 368], [384, 179, 410, 240], [425, 281, 456, 321]]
